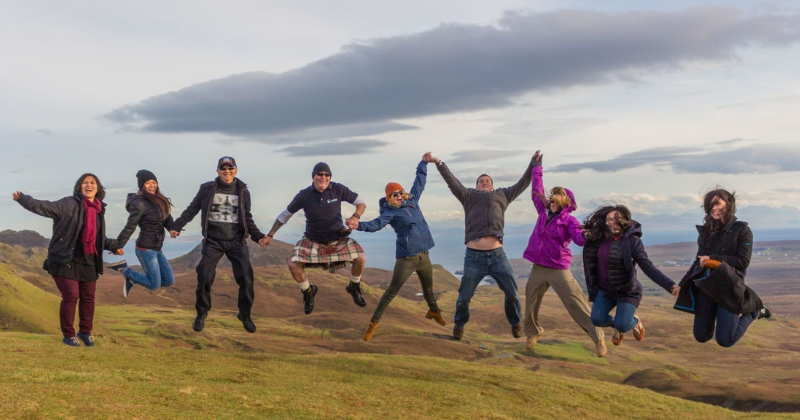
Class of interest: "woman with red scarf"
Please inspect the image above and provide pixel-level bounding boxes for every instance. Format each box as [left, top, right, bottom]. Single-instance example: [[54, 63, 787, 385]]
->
[[13, 173, 122, 347]]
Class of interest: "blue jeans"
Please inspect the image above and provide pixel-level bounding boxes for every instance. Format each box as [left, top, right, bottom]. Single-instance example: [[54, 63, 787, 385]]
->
[[122, 248, 175, 290], [454, 247, 521, 328], [693, 288, 757, 348], [590, 289, 638, 333]]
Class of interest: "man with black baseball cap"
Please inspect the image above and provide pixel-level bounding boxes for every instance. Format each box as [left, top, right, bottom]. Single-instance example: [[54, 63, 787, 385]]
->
[[262, 162, 368, 315], [171, 156, 269, 333]]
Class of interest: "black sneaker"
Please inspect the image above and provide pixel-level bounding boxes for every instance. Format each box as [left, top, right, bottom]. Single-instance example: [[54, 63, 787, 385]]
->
[[345, 281, 366, 307], [76, 331, 95, 347], [302, 285, 318, 315], [123, 278, 134, 298], [192, 313, 207, 332], [236, 312, 256, 333], [758, 306, 772, 319], [62, 336, 81, 347], [107, 260, 127, 272]]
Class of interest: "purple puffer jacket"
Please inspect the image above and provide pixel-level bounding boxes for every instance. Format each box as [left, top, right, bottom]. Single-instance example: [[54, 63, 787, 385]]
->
[[522, 165, 586, 270]]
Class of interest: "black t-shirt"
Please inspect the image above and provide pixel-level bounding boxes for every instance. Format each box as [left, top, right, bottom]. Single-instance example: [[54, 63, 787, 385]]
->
[[287, 182, 358, 243], [206, 178, 243, 241]]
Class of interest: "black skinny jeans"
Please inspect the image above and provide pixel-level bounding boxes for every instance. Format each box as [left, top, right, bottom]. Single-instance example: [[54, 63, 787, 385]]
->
[[195, 238, 255, 318], [371, 251, 439, 323]]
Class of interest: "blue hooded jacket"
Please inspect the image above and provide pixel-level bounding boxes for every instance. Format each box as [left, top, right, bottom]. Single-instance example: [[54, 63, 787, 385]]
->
[[357, 161, 435, 259]]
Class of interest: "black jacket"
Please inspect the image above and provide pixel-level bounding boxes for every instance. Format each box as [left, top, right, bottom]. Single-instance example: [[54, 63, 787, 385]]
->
[[16, 193, 120, 275], [674, 218, 763, 314], [116, 193, 175, 250], [171, 178, 265, 243], [583, 222, 675, 307]]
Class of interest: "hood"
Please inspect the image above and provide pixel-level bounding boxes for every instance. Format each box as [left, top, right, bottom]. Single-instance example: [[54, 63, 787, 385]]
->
[[624, 220, 643, 238], [563, 187, 578, 213], [125, 192, 141, 212]]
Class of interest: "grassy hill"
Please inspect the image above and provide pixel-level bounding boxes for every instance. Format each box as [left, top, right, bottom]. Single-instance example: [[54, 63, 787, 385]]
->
[[0, 259, 60, 333]]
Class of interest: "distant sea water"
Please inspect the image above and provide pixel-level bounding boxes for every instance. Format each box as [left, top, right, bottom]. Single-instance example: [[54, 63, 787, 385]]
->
[[144, 227, 800, 276]]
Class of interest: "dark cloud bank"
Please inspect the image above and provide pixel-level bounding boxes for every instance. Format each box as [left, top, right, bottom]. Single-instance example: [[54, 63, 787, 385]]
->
[[104, 7, 800, 145]]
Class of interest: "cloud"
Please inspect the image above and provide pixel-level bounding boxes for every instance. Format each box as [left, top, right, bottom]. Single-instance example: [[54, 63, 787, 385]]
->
[[580, 193, 701, 215], [103, 7, 800, 139], [37, 129, 53, 136], [448, 149, 525, 162], [551, 144, 800, 174], [275, 139, 389, 156]]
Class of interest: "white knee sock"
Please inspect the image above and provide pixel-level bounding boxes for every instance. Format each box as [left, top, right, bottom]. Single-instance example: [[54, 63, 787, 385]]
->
[[349, 275, 361, 284], [298, 280, 310, 291]]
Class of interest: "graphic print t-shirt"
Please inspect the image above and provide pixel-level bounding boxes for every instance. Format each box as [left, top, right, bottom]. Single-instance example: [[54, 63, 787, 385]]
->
[[206, 179, 243, 241]]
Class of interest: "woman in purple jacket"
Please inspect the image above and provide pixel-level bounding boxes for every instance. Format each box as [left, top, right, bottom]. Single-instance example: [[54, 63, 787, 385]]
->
[[522, 151, 606, 357]]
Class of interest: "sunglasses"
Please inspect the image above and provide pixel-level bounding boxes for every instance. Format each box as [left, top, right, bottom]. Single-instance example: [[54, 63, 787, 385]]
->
[[315, 172, 331, 178], [219, 166, 235, 171], [391, 191, 404, 198]]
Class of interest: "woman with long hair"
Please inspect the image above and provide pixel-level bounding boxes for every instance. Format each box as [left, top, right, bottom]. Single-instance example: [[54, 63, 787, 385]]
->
[[583, 205, 679, 346], [13, 173, 122, 347], [354, 153, 446, 341], [522, 151, 607, 357], [674, 189, 771, 347], [108, 170, 176, 297]]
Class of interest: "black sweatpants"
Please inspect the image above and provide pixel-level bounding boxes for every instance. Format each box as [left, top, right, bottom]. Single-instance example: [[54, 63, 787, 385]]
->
[[195, 238, 255, 318]]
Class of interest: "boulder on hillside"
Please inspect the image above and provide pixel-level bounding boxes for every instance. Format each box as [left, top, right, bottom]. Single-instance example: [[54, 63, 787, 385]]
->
[[0, 230, 49, 249]]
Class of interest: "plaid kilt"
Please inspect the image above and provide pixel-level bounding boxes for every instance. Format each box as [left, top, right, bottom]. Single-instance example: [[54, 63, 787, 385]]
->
[[291, 236, 365, 272]]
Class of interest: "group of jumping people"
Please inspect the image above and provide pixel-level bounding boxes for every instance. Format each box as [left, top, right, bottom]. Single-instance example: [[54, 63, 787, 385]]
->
[[12, 152, 771, 354]]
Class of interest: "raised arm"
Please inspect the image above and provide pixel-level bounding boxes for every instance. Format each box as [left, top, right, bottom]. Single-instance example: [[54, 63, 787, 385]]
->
[[501, 155, 535, 203], [409, 159, 428, 200], [14, 192, 69, 220], [531, 151, 547, 214], [631, 237, 676, 292], [434, 160, 468, 205]]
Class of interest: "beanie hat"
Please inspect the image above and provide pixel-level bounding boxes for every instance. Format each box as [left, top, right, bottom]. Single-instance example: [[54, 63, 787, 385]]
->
[[385, 182, 405, 201], [136, 170, 157, 190], [312, 162, 332, 177]]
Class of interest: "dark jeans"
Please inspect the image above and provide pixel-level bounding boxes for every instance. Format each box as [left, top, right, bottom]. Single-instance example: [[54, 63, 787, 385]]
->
[[122, 248, 175, 290], [693, 287, 758, 347], [454, 247, 521, 328], [195, 238, 255, 318], [371, 251, 439, 323], [52, 276, 96, 338], [590, 289, 638, 332]]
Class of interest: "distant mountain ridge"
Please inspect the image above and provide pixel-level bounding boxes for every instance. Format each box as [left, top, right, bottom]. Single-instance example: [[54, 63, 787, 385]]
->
[[0, 229, 49, 248]]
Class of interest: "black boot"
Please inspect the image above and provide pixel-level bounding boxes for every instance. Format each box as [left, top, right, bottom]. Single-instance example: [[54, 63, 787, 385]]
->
[[303, 285, 318, 315], [237, 312, 256, 333], [345, 281, 366, 307], [192, 313, 207, 332], [758, 306, 772, 319]]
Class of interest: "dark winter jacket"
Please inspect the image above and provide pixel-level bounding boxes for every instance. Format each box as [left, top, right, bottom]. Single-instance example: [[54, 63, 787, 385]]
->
[[437, 160, 533, 244], [171, 178, 265, 244], [116, 193, 175, 250], [583, 222, 676, 307], [16, 193, 120, 275], [357, 161, 435, 259], [523, 165, 586, 269], [674, 218, 763, 314]]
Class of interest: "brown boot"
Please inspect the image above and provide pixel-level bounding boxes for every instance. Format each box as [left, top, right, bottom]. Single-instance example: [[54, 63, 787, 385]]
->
[[364, 322, 379, 341], [425, 310, 446, 326], [453, 326, 464, 340], [511, 324, 523, 338]]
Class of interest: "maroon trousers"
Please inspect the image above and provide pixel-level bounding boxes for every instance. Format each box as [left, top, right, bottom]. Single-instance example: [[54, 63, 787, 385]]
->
[[52, 276, 96, 337]]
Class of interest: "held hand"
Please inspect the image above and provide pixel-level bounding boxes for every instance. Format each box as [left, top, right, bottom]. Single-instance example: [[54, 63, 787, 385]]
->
[[670, 285, 680, 297], [345, 217, 359, 230], [170, 230, 180, 238], [697, 255, 709, 266], [533, 150, 542, 162], [12, 191, 22, 201], [108, 249, 124, 256], [258, 236, 272, 247], [422, 152, 432, 162]]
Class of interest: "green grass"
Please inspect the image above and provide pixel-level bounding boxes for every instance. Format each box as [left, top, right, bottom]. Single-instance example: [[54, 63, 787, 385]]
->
[[1, 332, 793, 420]]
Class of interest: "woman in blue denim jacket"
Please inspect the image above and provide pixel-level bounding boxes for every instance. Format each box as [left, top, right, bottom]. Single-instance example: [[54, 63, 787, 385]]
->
[[355, 153, 445, 341]]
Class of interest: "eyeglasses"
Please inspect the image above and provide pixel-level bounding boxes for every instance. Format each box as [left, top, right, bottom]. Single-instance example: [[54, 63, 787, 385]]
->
[[315, 172, 331, 178], [219, 166, 235, 171], [391, 191, 404, 198]]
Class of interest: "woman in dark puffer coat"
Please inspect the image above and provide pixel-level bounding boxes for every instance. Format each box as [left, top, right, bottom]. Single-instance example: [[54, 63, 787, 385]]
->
[[674, 189, 771, 347], [108, 170, 176, 298], [583, 205, 679, 346]]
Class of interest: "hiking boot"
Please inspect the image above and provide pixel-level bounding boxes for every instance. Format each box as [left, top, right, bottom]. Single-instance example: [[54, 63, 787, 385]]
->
[[76, 331, 95, 347], [302, 285, 318, 315], [62, 336, 81, 347], [595, 339, 607, 358], [525, 332, 543, 350], [237, 312, 256, 333], [345, 281, 366, 307], [453, 326, 464, 341], [511, 324, 523, 338], [612, 329, 624, 346], [758, 306, 772, 319], [192, 313, 207, 332], [107, 260, 127, 272], [632, 316, 645, 341], [364, 322, 379, 341], [425, 309, 446, 326], [123, 277, 134, 298]]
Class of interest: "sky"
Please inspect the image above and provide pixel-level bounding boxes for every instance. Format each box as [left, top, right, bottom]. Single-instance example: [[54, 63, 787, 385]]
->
[[2, 0, 799, 250]]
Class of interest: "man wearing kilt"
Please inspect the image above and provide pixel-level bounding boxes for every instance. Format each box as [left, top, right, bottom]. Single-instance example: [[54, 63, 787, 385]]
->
[[263, 162, 367, 314]]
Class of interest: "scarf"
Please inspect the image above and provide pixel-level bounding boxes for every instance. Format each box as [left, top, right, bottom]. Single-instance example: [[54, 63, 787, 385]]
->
[[82, 198, 102, 255]]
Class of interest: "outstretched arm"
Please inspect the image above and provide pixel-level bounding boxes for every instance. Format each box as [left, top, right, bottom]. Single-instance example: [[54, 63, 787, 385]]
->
[[171, 185, 205, 232], [432, 156, 468, 205], [502, 153, 535, 203], [14, 192, 68, 220], [262, 209, 296, 246], [631, 237, 677, 293], [409, 158, 428, 200], [357, 212, 393, 233]]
